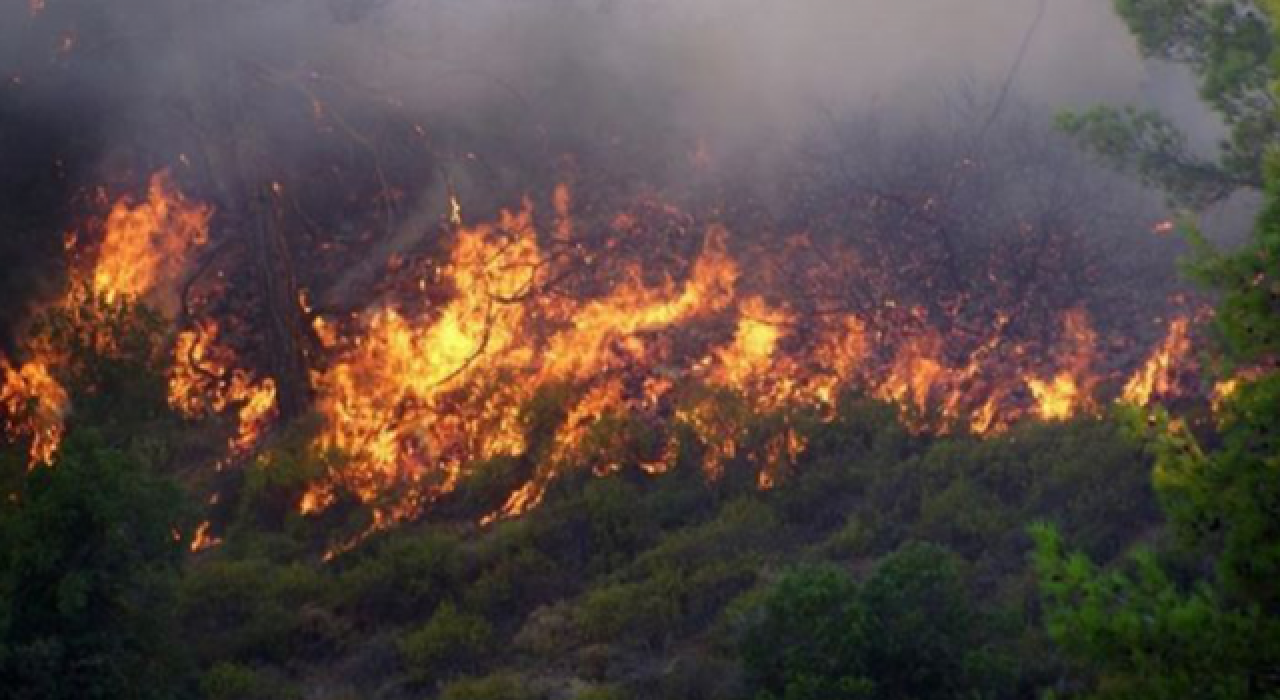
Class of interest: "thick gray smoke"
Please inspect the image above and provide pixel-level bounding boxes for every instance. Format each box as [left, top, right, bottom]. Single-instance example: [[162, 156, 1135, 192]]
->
[[2, 0, 1215, 169]]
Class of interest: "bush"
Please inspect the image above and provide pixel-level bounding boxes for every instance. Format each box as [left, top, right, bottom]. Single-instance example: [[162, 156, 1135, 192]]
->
[[399, 601, 493, 680], [739, 563, 873, 700], [463, 533, 562, 618], [178, 557, 334, 664], [572, 683, 629, 700], [0, 435, 189, 700], [200, 663, 301, 700], [438, 672, 542, 700], [575, 580, 679, 648], [333, 530, 463, 621], [740, 543, 1014, 700]]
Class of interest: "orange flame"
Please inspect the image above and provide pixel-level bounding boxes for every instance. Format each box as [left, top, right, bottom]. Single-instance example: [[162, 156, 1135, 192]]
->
[[298, 186, 1214, 532], [169, 321, 279, 458], [1122, 317, 1192, 406], [91, 171, 211, 312], [0, 357, 69, 466], [1, 172, 212, 466], [1026, 309, 1097, 420]]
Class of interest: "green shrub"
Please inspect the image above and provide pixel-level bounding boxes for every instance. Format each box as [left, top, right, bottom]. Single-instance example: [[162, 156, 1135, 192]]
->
[[438, 672, 542, 700], [575, 580, 678, 647], [178, 558, 334, 664], [464, 535, 561, 618], [0, 434, 189, 700], [572, 683, 629, 700], [399, 601, 493, 679], [333, 530, 463, 621], [740, 542, 1014, 700], [739, 563, 873, 700], [630, 497, 779, 577], [582, 477, 655, 574], [200, 663, 301, 700]]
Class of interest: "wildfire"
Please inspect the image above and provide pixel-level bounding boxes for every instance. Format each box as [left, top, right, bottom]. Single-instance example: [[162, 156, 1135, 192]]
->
[[0, 357, 69, 466], [1122, 317, 1192, 406], [1027, 309, 1097, 420], [293, 185, 1217, 531], [2, 169, 1212, 537], [168, 321, 278, 458], [711, 296, 792, 391], [91, 170, 211, 313], [190, 521, 223, 552], [1, 171, 216, 466]]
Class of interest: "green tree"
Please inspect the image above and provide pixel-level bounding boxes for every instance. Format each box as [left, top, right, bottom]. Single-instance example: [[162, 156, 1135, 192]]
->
[[739, 564, 873, 700], [1059, 0, 1275, 207], [1032, 525, 1276, 699], [740, 543, 1005, 700], [1034, 5, 1280, 698], [0, 295, 192, 699], [0, 434, 191, 700]]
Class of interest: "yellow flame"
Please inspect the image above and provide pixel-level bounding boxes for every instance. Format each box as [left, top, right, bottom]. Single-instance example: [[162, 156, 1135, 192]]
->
[[1122, 317, 1191, 406], [91, 171, 211, 312]]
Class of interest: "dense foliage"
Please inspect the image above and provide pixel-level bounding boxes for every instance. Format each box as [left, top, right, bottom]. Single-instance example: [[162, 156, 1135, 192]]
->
[[1030, 2, 1280, 699]]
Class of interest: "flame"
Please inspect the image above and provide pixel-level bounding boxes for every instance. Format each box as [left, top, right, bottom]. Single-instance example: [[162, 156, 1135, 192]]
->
[[90, 171, 211, 312], [1026, 309, 1097, 420], [711, 297, 791, 390], [1, 357, 69, 466], [1122, 317, 1192, 406], [190, 521, 223, 552], [169, 321, 278, 457], [1211, 378, 1239, 413], [300, 186, 1217, 533], [876, 330, 947, 415], [4, 170, 1213, 535], [1, 172, 212, 466], [538, 224, 737, 382], [311, 193, 742, 527], [312, 202, 543, 505]]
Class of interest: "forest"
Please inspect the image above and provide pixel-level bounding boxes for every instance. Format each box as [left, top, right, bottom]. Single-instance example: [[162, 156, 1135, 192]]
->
[[0, 1, 1277, 699]]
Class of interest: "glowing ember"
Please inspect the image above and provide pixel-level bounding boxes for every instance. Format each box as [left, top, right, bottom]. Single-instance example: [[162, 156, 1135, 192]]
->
[[190, 521, 223, 552]]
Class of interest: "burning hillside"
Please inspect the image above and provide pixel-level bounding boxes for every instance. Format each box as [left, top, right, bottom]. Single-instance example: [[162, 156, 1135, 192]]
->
[[0, 0, 1238, 551], [4, 3, 1279, 699], [0, 149, 1208, 543]]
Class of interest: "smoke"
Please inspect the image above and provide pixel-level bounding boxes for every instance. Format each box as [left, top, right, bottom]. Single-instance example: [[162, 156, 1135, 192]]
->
[[0, 0, 1228, 336], [2, 0, 1215, 170]]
